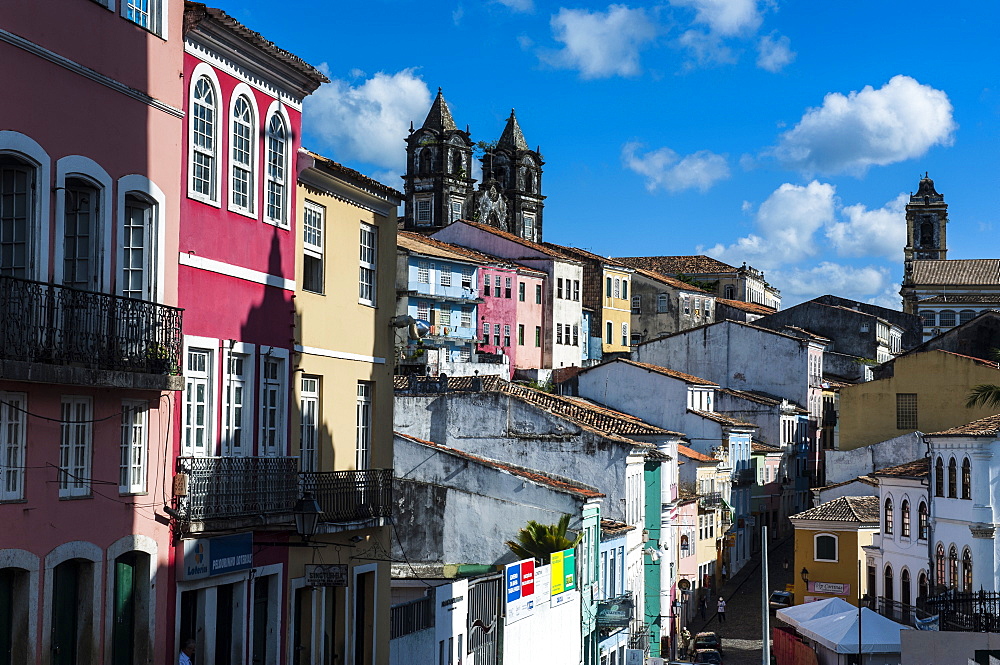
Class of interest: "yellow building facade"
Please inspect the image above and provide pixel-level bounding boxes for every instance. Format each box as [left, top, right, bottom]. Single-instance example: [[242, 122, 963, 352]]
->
[[601, 264, 634, 353], [790, 496, 879, 606], [287, 151, 402, 665], [838, 350, 1000, 450]]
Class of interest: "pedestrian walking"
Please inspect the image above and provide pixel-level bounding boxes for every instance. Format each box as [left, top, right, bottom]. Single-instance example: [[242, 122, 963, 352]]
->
[[699, 595, 708, 620], [717, 596, 727, 624], [680, 627, 692, 658]]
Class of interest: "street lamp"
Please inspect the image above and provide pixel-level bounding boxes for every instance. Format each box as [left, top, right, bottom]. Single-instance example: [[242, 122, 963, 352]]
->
[[801, 567, 810, 584], [293, 492, 323, 541]]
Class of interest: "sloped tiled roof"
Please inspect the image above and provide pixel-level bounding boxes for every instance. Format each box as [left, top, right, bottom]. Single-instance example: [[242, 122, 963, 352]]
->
[[934, 350, 1000, 369], [688, 409, 758, 429], [185, 3, 328, 85], [454, 221, 580, 262], [506, 386, 680, 438], [615, 255, 737, 275], [543, 243, 632, 269], [872, 458, 930, 479], [583, 358, 717, 386], [791, 496, 880, 524], [717, 388, 779, 406], [397, 232, 488, 264], [393, 375, 508, 392], [778, 325, 831, 342], [918, 295, 1000, 304], [678, 445, 716, 463], [395, 431, 604, 498], [813, 475, 878, 491], [303, 149, 403, 199], [716, 298, 777, 316], [929, 413, 1000, 437], [600, 518, 636, 537], [632, 267, 710, 293], [911, 259, 1000, 286], [752, 441, 782, 453]]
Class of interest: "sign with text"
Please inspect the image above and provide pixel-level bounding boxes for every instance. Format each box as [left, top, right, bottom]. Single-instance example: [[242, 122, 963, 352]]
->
[[180, 533, 253, 580], [305, 564, 349, 587], [504, 559, 536, 623], [550, 548, 577, 599], [808, 581, 850, 595]]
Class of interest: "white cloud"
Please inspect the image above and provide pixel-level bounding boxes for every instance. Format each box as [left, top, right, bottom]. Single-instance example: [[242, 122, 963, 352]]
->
[[669, 0, 762, 36], [496, 0, 533, 11], [771, 263, 896, 307], [622, 142, 729, 193], [676, 29, 736, 68], [700, 180, 836, 268], [756, 33, 794, 72], [545, 5, 658, 79], [826, 193, 907, 259], [303, 68, 432, 171], [772, 75, 956, 175]]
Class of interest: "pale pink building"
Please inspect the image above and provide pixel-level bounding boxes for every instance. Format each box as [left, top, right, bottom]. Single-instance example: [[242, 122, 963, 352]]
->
[[477, 263, 547, 374], [0, 1, 186, 663]]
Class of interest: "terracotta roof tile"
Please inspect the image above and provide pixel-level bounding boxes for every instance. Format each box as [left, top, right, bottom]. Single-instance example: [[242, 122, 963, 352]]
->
[[302, 149, 403, 199], [615, 255, 737, 275], [398, 232, 548, 275], [934, 349, 1000, 369], [716, 298, 776, 315], [395, 431, 604, 498], [791, 496, 880, 524], [600, 518, 636, 537], [393, 375, 508, 392], [688, 409, 758, 428], [456, 221, 581, 262], [677, 445, 716, 463], [542, 243, 633, 269], [505, 387, 681, 438], [632, 267, 710, 293], [918, 295, 1000, 304], [752, 441, 782, 453], [871, 458, 930, 479], [813, 476, 878, 491], [911, 259, 1000, 286], [583, 358, 717, 386], [929, 413, 1000, 436]]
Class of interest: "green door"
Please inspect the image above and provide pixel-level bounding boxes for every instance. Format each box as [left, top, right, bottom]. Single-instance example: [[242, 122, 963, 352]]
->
[[252, 577, 270, 664], [112, 554, 136, 665], [0, 569, 13, 665], [51, 561, 78, 665]]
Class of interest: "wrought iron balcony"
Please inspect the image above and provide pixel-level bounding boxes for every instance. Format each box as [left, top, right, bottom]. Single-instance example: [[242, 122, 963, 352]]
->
[[732, 467, 757, 486], [175, 456, 299, 523], [300, 469, 393, 523], [0, 275, 183, 378], [699, 492, 723, 509]]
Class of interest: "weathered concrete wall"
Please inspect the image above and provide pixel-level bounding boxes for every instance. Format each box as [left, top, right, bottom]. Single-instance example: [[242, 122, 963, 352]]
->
[[812, 295, 922, 351], [388, 627, 434, 665], [824, 432, 926, 485], [901, 630, 1000, 665], [754, 301, 882, 359]]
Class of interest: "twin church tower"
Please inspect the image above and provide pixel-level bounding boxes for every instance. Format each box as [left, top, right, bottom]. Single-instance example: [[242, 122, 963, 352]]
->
[[401, 89, 545, 242]]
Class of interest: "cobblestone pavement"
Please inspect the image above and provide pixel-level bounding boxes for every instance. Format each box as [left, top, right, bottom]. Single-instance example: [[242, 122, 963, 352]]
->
[[681, 536, 795, 665]]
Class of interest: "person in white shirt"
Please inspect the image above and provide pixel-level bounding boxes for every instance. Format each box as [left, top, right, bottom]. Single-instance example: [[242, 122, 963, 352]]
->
[[717, 596, 727, 624], [179, 638, 196, 665]]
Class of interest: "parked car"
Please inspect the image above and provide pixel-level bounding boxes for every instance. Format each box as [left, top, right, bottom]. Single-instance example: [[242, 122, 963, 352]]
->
[[693, 632, 723, 655], [693, 649, 723, 664], [769, 590, 793, 612]]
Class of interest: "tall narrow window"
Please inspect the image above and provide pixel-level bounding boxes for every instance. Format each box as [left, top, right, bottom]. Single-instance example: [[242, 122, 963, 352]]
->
[[260, 357, 285, 456], [415, 198, 431, 225], [557, 278, 563, 299], [621, 322, 628, 347], [883, 565, 893, 601], [621, 280, 628, 300], [299, 377, 319, 473], [918, 501, 928, 539], [460, 307, 471, 328], [0, 392, 26, 501], [918, 572, 929, 600], [356, 382, 372, 470], [518, 324, 525, 345], [359, 222, 377, 306], [302, 202, 324, 294], [439, 266, 452, 287], [535, 284, 542, 304], [901, 569, 911, 606], [124, 0, 161, 34], [59, 396, 93, 497], [556, 323, 563, 345], [962, 457, 971, 499], [606, 321, 613, 345], [936, 543, 946, 588], [935, 457, 944, 497], [0, 156, 35, 278], [184, 348, 212, 456], [613, 278, 620, 298], [962, 549, 973, 592], [606, 277, 612, 298], [461, 267, 474, 289], [119, 401, 148, 494], [230, 96, 255, 213], [884, 498, 893, 535], [504, 325, 511, 347], [535, 326, 541, 347], [505, 277, 512, 299], [222, 352, 249, 456], [900, 500, 910, 538], [518, 282, 525, 301], [493, 323, 500, 346], [948, 457, 957, 498], [949, 546, 958, 589], [121, 195, 153, 300], [63, 178, 99, 290], [632, 295, 641, 314], [657, 294, 668, 313], [190, 77, 217, 200], [418, 261, 430, 284], [573, 325, 579, 346], [573, 280, 580, 301], [896, 393, 917, 429], [265, 114, 287, 225]]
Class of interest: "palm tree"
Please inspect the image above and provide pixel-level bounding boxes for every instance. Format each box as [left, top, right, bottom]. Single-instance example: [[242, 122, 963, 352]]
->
[[966, 348, 1000, 409], [505, 514, 581, 564]]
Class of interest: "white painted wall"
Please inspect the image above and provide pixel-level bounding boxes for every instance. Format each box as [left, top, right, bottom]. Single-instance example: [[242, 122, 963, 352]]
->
[[503, 565, 582, 665], [824, 433, 925, 485]]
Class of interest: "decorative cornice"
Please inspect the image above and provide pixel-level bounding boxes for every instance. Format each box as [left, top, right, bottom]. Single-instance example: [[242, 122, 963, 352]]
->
[[969, 523, 995, 539], [185, 39, 303, 111]]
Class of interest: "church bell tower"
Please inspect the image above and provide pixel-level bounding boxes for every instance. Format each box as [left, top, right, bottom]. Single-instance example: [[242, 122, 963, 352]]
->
[[477, 110, 545, 242], [901, 173, 948, 314]]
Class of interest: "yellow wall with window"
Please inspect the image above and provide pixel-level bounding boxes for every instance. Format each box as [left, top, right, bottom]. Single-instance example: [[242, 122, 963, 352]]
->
[[791, 521, 876, 606], [602, 266, 633, 352]]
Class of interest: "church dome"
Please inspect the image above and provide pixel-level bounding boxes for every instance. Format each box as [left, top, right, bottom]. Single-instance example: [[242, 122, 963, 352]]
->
[[915, 173, 940, 198]]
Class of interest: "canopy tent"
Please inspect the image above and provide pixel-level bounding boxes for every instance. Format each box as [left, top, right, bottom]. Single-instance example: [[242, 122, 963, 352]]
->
[[795, 607, 912, 654], [776, 597, 855, 625]]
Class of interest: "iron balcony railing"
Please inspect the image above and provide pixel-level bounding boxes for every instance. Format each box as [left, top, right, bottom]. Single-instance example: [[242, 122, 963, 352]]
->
[[732, 468, 757, 487], [176, 456, 299, 521], [924, 590, 1000, 632], [390, 595, 435, 639], [699, 492, 723, 509], [300, 469, 393, 522], [0, 275, 183, 374], [866, 596, 934, 628]]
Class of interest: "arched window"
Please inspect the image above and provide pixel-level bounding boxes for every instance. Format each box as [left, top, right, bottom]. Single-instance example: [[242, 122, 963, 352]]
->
[[918, 572, 929, 600], [265, 113, 288, 226], [918, 501, 928, 540], [936, 543, 946, 588], [884, 497, 894, 535], [419, 147, 432, 174], [949, 545, 959, 589], [814, 533, 838, 561], [900, 500, 910, 538], [230, 94, 256, 214], [963, 548, 973, 592], [62, 176, 100, 290], [939, 310, 956, 327], [919, 221, 933, 247], [884, 564, 894, 600], [680, 534, 690, 554], [901, 569, 911, 606], [962, 458, 971, 500], [935, 457, 944, 497], [959, 310, 976, 325], [190, 76, 218, 200], [919, 310, 935, 327], [948, 457, 957, 498], [0, 153, 37, 278]]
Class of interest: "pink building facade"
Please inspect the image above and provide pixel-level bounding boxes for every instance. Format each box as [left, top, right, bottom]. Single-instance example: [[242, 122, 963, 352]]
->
[[512, 268, 546, 372], [172, 6, 325, 665], [0, 1, 186, 664]]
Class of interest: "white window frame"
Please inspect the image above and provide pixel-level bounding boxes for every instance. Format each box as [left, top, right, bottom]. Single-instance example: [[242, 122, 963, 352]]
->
[[263, 102, 291, 228], [460, 307, 472, 328], [117, 174, 166, 302], [302, 200, 325, 294], [621, 322, 628, 346], [814, 532, 839, 562], [228, 85, 259, 218], [0, 392, 27, 501], [417, 261, 430, 284], [359, 222, 378, 306], [356, 381, 373, 470], [415, 196, 432, 226], [299, 376, 320, 473], [59, 396, 93, 498], [0, 131, 52, 281], [439, 265, 452, 287], [54, 156, 113, 291], [417, 301, 430, 321], [182, 336, 219, 457], [259, 347, 289, 457], [461, 266, 473, 289], [119, 400, 148, 494], [187, 65, 222, 206], [222, 342, 255, 457], [122, 0, 166, 37]]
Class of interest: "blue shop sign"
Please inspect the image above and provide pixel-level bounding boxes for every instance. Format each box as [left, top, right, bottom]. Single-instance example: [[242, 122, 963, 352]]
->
[[181, 533, 253, 580]]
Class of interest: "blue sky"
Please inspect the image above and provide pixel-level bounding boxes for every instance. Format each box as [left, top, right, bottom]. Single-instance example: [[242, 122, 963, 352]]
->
[[229, 0, 1000, 307]]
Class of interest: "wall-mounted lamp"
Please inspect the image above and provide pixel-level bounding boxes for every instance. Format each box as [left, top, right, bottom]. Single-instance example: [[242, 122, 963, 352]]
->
[[800, 567, 810, 584]]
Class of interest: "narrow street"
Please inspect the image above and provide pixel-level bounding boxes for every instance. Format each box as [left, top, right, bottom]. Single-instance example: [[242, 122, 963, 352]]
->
[[683, 535, 796, 665]]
